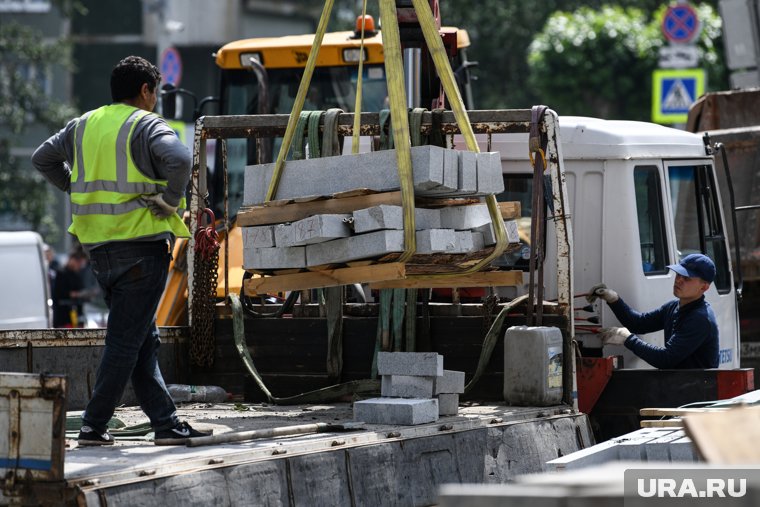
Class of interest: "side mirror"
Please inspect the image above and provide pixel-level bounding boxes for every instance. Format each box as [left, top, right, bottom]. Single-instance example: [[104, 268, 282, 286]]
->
[[161, 83, 178, 119]]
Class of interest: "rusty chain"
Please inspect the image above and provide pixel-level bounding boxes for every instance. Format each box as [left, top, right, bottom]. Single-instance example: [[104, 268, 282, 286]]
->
[[190, 208, 220, 367]]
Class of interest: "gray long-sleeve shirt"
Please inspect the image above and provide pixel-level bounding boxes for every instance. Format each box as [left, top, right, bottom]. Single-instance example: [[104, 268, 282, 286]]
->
[[31, 107, 191, 248]]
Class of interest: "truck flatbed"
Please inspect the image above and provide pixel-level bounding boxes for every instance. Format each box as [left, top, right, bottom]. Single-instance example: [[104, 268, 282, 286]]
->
[[56, 402, 591, 506]]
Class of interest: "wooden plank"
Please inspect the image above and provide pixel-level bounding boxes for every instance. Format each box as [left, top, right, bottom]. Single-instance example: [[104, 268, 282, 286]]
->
[[683, 405, 760, 463], [245, 262, 407, 293], [640, 419, 683, 428], [369, 270, 523, 289], [499, 201, 521, 219], [237, 191, 402, 226], [640, 407, 730, 417]]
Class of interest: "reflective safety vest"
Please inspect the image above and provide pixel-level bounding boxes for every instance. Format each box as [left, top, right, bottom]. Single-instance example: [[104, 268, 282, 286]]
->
[[69, 104, 190, 244]]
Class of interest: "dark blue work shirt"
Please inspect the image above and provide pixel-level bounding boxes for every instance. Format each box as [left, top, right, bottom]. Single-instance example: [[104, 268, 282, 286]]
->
[[608, 296, 719, 369]]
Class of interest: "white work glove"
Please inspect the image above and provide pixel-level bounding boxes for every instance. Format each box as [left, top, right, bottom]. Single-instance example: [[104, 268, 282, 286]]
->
[[142, 193, 178, 218], [599, 327, 631, 346], [586, 283, 619, 304]]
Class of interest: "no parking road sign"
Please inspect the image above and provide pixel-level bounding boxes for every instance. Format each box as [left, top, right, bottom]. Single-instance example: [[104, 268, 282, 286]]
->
[[160, 47, 182, 86], [651, 68, 705, 124], [662, 4, 701, 44]]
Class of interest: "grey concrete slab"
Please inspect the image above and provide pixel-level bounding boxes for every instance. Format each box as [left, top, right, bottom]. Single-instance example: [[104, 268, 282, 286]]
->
[[475, 219, 521, 246], [434, 370, 465, 394], [438, 393, 459, 416], [352, 205, 441, 233], [440, 204, 492, 230], [477, 151, 505, 194], [242, 226, 275, 248], [670, 436, 698, 462], [377, 352, 444, 376], [273, 213, 351, 247], [451, 230, 476, 253], [415, 229, 458, 254], [244, 246, 306, 270], [305, 229, 404, 266], [381, 374, 435, 398], [353, 398, 439, 425], [644, 430, 686, 462], [458, 150, 478, 194], [244, 146, 454, 205]]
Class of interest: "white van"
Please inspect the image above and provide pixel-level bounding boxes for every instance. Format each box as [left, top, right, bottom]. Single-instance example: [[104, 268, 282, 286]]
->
[[0, 231, 51, 329]]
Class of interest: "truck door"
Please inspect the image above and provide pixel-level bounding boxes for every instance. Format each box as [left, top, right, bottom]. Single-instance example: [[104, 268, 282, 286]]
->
[[664, 160, 739, 368]]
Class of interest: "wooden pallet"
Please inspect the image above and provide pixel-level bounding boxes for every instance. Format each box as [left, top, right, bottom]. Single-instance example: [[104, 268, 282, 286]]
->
[[237, 189, 521, 226]]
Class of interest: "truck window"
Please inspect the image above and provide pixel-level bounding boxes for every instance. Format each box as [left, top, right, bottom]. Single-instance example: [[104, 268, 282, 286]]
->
[[633, 166, 668, 274], [667, 164, 731, 293]]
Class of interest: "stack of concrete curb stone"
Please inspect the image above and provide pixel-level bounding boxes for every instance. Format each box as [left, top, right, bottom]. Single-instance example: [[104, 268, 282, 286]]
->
[[353, 352, 466, 425], [240, 146, 515, 272]]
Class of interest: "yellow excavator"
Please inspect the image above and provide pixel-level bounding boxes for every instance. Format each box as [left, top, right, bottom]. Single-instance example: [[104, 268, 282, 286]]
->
[[157, 13, 477, 324]]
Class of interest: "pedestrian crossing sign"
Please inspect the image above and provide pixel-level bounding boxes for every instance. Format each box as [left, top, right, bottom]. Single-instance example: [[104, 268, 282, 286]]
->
[[652, 68, 705, 124]]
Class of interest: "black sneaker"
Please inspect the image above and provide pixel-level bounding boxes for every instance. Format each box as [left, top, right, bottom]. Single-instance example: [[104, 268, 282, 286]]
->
[[77, 426, 115, 446], [154, 421, 212, 446]]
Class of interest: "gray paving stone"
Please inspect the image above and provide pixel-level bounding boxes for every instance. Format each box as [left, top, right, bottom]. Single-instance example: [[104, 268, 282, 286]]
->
[[376, 352, 443, 376], [352, 205, 441, 234], [273, 214, 352, 247], [415, 229, 458, 254], [476, 151, 505, 194], [381, 375, 435, 398], [439, 204, 492, 230], [434, 370, 465, 394], [244, 246, 306, 270], [242, 226, 275, 248], [244, 146, 451, 205], [353, 398, 439, 425], [475, 219, 520, 246], [458, 151, 478, 194], [438, 393, 459, 416], [305, 230, 404, 266]]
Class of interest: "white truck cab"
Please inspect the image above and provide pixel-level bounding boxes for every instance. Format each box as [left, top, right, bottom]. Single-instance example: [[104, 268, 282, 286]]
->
[[0, 231, 51, 329], [488, 116, 740, 369]]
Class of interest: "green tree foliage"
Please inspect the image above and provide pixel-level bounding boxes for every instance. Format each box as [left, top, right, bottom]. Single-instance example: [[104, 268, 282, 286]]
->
[[440, 1, 722, 110], [526, 3, 724, 120], [0, 20, 77, 237]]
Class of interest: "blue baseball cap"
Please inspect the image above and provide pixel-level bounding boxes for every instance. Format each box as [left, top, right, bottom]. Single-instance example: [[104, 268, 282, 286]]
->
[[667, 254, 716, 283]]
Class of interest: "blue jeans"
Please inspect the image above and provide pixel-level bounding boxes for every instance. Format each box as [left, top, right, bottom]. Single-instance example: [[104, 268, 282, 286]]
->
[[82, 240, 178, 433]]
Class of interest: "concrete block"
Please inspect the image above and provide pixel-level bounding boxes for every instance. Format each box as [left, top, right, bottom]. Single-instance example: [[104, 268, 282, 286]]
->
[[353, 397, 438, 425], [381, 375, 435, 398], [471, 231, 485, 251], [451, 231, 475, 253], [434, 370, 465, 394], [376, 352, 443, 377], [458, 150, 478, 193], [476, 219, 521, 246], [438, 393, 459, 416], [244, 145, 453, 205], [244, 246, 306, 270], [305, 230, 404, 266], [442, 148, 459, 191], [352, 205, 441, 234], [415, 229, 457, 254], [242, 226, 275, 248], [274, 214, 351, 247], [439, 204, 492, 230], [476, 152, 505, 194]]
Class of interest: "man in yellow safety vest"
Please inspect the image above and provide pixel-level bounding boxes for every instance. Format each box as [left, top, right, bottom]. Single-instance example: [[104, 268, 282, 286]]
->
[[32, 55, 211, 445]]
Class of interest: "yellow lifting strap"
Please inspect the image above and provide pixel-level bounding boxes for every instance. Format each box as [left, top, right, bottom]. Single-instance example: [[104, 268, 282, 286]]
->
[[265, 0, 335, 202], [383, 0, 509, 275]]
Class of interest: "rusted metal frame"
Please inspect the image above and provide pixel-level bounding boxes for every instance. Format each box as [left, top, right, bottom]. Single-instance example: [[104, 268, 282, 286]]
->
[[543, 111, 576, 409], [222, 139, 230, 301], [197, 110, 534, 140], [0, 328, 186, 348]]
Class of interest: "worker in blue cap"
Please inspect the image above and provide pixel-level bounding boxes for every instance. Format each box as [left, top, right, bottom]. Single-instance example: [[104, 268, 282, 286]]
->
[[587, 253, 719, 369]]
